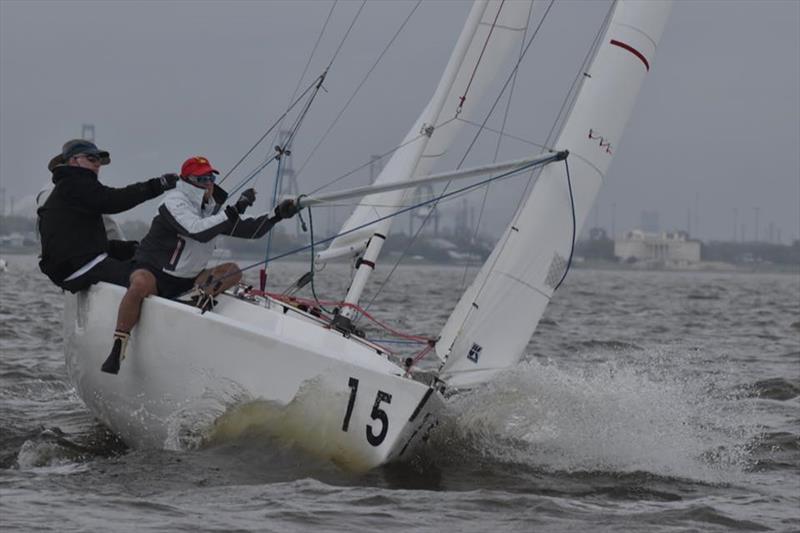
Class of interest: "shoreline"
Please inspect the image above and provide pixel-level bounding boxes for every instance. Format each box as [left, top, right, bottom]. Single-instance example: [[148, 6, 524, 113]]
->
[[2, 248, 797, 276]]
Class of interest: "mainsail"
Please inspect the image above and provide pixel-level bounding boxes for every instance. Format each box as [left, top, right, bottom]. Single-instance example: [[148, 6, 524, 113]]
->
[[436, 0, 673, 387], [318, 0, 532, 263]]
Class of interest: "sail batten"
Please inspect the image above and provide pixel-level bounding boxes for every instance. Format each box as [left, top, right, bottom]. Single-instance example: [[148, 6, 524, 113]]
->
[[437, 1, 673, 387]]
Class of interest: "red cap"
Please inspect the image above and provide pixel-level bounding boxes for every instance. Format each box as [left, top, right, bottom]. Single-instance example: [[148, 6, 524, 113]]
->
[[180, 156, 219, 177]]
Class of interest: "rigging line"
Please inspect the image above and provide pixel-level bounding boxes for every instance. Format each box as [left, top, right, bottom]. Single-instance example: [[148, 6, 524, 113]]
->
[[360, 190, 434, 318], [229, 69, 328, 206], [369, 0, 519, 305], [194, 159, 542, 302], [502, 0, 614, 229], [397, 0, 554, 292], [460, 0, 534, 289], [267, 1, 337, 158], [258, 2, 338, 200], [455, 0, 555, 170], [377, 0, 552, 307], [306, 203, 336, 315], [227, 156, 276, 198], [553, 158, 575, 291], [326, 0, 367, 70], [456, 0, 506, 114], [264, 156, 285, 265], [315, 0, 546, 196], [454, 118, 549, 149], [306, 115, 458, 196], [197, 156, 556, 292], [543, 0, 616, 149], [196, 153, 562, 301], [294, 0, 424, 183], [274, 0, 338, 137], [219, 73, 324, 185], [432, 0, 556, 305]]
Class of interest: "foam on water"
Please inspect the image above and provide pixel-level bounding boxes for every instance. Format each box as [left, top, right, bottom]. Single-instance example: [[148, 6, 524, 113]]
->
[[203, 378, 376, 471], [441, 351, 762, 483], [162, 376, 252, 451], [14, 428, 93, 473]]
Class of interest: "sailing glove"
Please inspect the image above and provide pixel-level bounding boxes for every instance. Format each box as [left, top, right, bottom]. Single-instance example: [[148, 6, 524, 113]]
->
[[274, 199, 299, 220], [224, 205, 240, 223], [235, 188, 257, 214], [157, 173, 179, 191]]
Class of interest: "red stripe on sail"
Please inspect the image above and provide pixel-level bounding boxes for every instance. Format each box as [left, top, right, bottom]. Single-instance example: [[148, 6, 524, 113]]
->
[[610, 39, 650, 71]]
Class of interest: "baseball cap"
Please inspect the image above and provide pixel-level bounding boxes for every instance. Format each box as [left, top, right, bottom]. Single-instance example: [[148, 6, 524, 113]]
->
[[181, 156, 219, 177], [48, 139, 111, 171]]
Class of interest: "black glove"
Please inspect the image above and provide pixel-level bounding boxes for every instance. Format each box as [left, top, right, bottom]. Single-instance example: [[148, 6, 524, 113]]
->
[[224, 205, 240, 223], [274, 198, 299, 220], [234, 188, 256, 214], [158, 173, 179, 191]]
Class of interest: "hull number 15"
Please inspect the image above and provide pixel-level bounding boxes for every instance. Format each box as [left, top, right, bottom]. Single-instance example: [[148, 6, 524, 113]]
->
[[341, 377, 393, 446]]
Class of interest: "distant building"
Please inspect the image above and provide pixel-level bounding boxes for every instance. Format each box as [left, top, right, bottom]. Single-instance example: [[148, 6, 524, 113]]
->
[[615, 229, 700, 265]]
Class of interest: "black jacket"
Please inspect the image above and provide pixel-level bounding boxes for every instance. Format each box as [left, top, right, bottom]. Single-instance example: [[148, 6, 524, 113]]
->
[[37, 165, 167, 283]]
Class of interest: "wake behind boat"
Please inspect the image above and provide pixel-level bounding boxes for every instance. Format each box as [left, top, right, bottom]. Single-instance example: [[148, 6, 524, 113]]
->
[[64, 0, 672, 470]]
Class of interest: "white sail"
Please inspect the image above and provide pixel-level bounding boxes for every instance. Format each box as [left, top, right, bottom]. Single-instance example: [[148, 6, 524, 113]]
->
[[318, 0, 531, 262], [437, 0, 673, 387]]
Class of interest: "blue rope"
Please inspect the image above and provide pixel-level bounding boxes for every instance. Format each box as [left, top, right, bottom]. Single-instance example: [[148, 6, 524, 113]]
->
[[366, 339, 422, 345]]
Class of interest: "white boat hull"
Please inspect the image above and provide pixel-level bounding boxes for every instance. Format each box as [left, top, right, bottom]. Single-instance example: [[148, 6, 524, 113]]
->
[[64, 283, 442, 471]]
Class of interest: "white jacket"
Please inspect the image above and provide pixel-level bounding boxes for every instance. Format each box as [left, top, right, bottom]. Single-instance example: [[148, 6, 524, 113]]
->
[[135, 180, 277, 278]]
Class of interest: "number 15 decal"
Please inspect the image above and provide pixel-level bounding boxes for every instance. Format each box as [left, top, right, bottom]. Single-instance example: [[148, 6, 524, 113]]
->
[[341, 377, 393, 447]]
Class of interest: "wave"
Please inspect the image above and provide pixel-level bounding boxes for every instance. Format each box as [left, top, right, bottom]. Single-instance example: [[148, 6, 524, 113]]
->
[[11, 425, 126, 471], [433, 353, 762, 484], [575, 339, 644, 351], [749, 377, 799, 401]]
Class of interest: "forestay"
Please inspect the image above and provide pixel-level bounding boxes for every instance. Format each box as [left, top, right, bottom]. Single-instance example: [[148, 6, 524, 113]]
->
[[318, 0, 533, 262], [436, 0, 673, 387]]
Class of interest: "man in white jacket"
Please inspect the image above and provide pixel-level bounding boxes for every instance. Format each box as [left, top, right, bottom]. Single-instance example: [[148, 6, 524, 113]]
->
[[102, 155, 298, 374]]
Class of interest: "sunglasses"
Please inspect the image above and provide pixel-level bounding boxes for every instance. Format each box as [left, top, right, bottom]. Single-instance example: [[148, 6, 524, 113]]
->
[[192, 174, 216, 185]]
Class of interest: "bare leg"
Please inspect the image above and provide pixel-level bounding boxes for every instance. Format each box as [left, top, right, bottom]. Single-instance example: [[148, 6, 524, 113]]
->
[[116, 269, 158, 332], [102, 269, 157, 375]]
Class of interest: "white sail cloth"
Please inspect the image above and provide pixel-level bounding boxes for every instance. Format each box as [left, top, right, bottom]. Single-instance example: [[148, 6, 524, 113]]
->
[[437, 0, 673, 387], [318, 0, 532, 262]]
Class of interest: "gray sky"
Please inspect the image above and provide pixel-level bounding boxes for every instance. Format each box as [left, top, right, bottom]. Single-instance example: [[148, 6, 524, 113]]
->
[[1, 0, 798, 243]]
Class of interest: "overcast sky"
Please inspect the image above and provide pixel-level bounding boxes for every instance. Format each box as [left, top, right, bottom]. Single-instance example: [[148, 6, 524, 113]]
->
[[1, 0, 798, 243]]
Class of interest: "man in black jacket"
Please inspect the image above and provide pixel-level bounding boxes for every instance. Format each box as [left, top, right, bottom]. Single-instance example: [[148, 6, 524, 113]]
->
[[37, 139, 178, 292]]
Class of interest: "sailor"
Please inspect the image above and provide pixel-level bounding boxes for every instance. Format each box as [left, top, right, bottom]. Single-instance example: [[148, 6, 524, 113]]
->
[[37, 139, 179, 292], [102, 155, 299, 374]]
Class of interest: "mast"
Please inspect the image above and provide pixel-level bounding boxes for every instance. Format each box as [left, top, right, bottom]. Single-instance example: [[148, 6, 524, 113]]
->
[[436, 0, 673, 387]]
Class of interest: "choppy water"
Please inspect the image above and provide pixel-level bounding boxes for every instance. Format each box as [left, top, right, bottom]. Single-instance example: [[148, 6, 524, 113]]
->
[[1, 254, 798, 532]]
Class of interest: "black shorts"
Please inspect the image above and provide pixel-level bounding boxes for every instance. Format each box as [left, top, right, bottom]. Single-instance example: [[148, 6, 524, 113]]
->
[[134, 263, 197, 299], [61, 257, 134, 293]]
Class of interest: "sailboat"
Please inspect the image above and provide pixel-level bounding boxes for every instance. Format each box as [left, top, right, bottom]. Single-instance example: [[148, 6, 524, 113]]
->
[[63, 0, 672, 471]]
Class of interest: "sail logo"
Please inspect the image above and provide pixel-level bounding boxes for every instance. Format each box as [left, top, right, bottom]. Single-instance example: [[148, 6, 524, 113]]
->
[[588, 129, 613, 154], [467, 343, 482, 363]]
